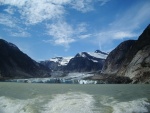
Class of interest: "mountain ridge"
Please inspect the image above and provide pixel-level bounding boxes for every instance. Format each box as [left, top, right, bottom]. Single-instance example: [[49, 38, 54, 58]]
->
[[0, 39, 51, 80], [40, 50, 108, 72]]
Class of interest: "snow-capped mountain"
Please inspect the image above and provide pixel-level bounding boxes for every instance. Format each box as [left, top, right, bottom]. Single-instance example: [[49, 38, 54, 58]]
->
[[76, 50, 108, 62], [40, 50, 108, 72], [40, 56, 73, 71], [66, 50, 108, 72]]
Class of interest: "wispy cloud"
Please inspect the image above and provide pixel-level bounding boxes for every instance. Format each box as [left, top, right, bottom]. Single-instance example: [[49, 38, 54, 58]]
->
[[108, 2, 150, 34], [71, 0, 110, 13], [46, 20, 75, 48], [0, 13, 17, 27], [0, 13, 30, 37], [70, 0, 94, 13], [78, 34, 92, 39], [113, 31, 138, 39], [45, 20, 90, 49], [76, 23, 88, 34], [98, 0, 110, 6], [96, 1, 150, 50], [10, 29, 30, 37], [3, 28, 30, 37], [3, 6, 16, 15]]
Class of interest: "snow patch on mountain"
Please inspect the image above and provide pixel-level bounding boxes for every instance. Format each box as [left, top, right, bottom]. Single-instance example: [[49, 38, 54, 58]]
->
[[50, 57, 73, 66], [77, 50, 108, 59], [88, 52, 108, 59]]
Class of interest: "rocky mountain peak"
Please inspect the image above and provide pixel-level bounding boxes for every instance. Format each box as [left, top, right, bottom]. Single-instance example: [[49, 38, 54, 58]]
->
[[136, 24, 150, 48], [75, 52, 89, 58], [95, 50, 108, 55]]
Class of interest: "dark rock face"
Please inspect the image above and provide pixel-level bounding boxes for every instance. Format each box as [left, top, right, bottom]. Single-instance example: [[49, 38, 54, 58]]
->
[[65, 51, 106, 72], [102, 40, 136, 74], [0, 39, 51, 80], [66, 57, 104, 72], [90, 74, 132, 84], [123, 45, 150, 83], [40, 60, 62, 71], [102, 24, 150, 83], [117, 24, 150, 83]]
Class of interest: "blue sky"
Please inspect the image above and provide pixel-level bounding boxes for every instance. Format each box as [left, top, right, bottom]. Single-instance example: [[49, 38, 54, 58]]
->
[[0, 0, 150, 61]]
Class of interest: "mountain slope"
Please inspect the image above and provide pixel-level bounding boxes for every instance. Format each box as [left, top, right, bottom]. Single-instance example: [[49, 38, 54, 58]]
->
[[0, 39, 51, 80], [102, 24, 150, 83], [102, 40, 136, 74], [117, 24, 150, 83]]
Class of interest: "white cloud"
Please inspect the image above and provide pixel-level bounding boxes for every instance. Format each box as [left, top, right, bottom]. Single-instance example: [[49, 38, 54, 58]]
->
[[0, 0, 27, 7], [21, 1, 65, 24], [0, 0, 66, 24], [46, 21, 75, 47], [0, 0, 110, 25], [46, 20, 90, 48], [1, 0, 108, 44]]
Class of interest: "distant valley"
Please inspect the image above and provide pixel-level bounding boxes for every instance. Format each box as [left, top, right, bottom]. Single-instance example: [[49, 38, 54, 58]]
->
[[0, 24, 150, 84]]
